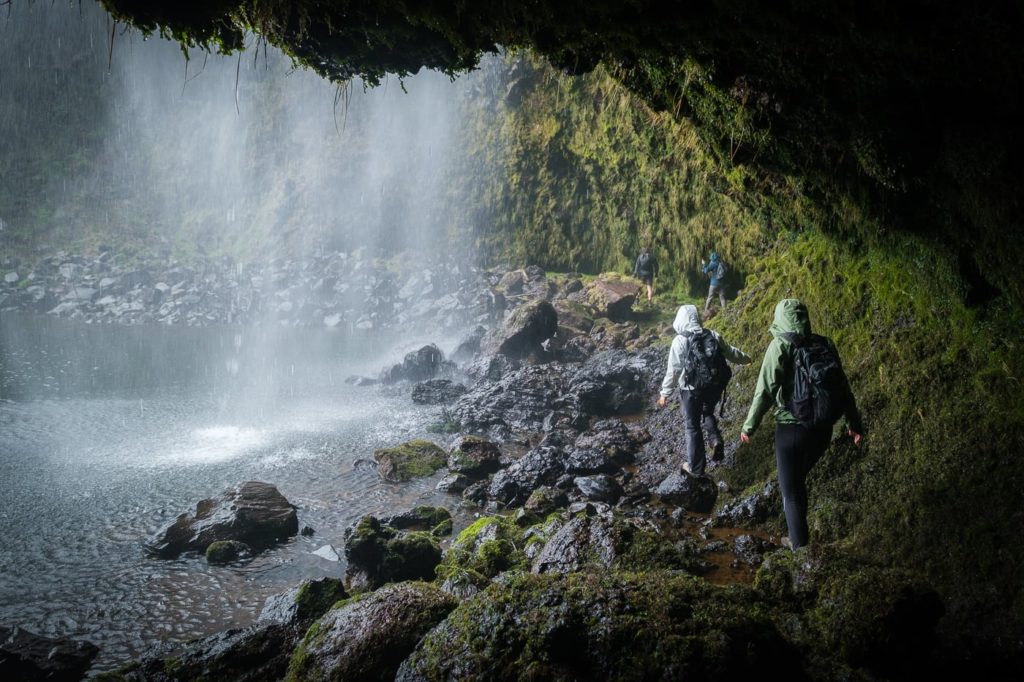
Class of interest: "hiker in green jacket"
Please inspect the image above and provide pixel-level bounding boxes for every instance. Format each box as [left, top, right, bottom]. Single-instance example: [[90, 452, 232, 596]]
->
[[739, 299, 864, 549]]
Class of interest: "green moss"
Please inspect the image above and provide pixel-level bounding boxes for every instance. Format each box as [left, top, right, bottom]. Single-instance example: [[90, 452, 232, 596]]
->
[[431, 518, 454, 537], [204, 539, 249, 564], [436, 515, 534, 582], [372, 439, 447, 482], [293, 578, 348, 623]]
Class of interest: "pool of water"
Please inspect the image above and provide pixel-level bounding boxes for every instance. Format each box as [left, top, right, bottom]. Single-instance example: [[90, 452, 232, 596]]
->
[[0, 313, 464, 670]]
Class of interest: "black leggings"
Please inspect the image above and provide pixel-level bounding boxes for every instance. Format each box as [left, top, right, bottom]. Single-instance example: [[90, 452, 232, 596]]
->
[[775, 423, 831, 548]]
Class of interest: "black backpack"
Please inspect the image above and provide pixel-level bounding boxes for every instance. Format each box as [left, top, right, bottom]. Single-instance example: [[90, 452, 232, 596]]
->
[[637, 252, 653, 273], [683, 329, 732, 393], [782, 333, 849, 428]]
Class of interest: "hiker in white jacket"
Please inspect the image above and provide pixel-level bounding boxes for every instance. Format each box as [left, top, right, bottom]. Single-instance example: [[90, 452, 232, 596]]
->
[[657, 304, 752, 475]]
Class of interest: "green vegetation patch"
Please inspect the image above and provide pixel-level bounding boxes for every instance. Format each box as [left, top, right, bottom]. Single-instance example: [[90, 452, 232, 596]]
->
[[372, 439, 447, 482]]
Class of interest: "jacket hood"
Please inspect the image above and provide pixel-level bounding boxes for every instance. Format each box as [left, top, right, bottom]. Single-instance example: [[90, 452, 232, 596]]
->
[[709, 252, 719, 262], [769, 299, 811, 338], [673, 304, 703, 335]]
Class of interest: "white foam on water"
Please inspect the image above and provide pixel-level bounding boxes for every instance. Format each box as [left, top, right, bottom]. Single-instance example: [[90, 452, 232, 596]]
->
[[165, 425, 268, 465]]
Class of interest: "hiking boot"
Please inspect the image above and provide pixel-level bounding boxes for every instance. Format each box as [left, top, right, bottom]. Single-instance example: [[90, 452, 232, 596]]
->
[[780, 537, 793, 550], [680, 461, 692, 475], [710, 440, 724, 462]]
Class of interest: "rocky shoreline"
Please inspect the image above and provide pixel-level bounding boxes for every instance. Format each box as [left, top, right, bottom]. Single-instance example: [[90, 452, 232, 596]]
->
[[2, 264, 951, 681]]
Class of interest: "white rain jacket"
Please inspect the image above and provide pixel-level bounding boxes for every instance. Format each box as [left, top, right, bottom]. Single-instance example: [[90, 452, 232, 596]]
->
[[659, 304, 751, 397]]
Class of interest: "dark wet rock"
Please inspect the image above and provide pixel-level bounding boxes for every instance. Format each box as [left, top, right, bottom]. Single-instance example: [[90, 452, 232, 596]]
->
[[257, 577, 348, 627], [655, 471, 719, 513], [411, 378, 467, 405], [300, 525, 315, 537], [380, 505, 452, 532], [287, 582, 457, 682], [447, 435, 503, 479], [149, 481, 298, 559], [523, 486, 569, 517], [480, 298, 558, 360], [436, 473, 472, 495], [342, 515, 442, 593], [118, 624, 293, 682], [564, 447, 619, 476], [373, 439, 447, 482], [397, 571, 803, 681], [714, 480, 782, 527], [452, 363, 579, 438], [488, 445, 566, 507], [495, 269, 526, 295], [461, 480, 490, 506], [733, 534, 777, 567], [572, 419, 651, 465], [567, 349, 655, 417], [573, 475, 623, 504], [579, 273, 638, 320], [450, 325, 487, 365], [0, 626, 98, 682], [463, 353, 520, 383], [531, 515, 620, 574], [382, 344, 447, 383], [205, 540, 251, 564], [552, 299, 594, 338]]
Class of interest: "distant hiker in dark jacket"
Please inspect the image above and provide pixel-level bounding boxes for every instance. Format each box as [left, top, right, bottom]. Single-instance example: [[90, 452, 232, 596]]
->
[[702, 251, 728, 312], [633, 246, 657, 302], [657, 304, 752, 476], [739, 299, 864, 549]]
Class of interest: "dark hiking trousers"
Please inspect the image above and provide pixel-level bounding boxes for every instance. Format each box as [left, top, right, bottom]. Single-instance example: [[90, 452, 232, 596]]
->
[[679, 388, 722, 476], [775, 423, 832, 548]]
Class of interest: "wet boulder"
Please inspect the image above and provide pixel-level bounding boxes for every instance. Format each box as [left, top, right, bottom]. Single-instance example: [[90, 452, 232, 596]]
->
[[572, 419, 651, 465], [257, 577, 349, 628], [396, 572, 804, 681], [342, 515, 443, 593], [452, 363, 578, 438], [205, 540, 251, 565], [373, 440, 447, 482], [463, 353, 520, 383], [488, 445, 566, 507], [0, 626, 98, 682], [480, 298, 558, 360], [449, 325, 487, 365], [381, 344, 447, 383], [655, 471, 719, 513], [149, 481, 299, 559], [579, 272, 639, 320], [437, 515, 534, 583], [410, 378, 467, 405], [573, 475, 623, 504], [380, 506, 452, 534], [564, 447, 620, 476], [531, 514, 622, 574], [523, 486, 569, 517], [714, 480, 782, 528], [566, 349, 655, 417], [447, 435, 503, 479], [286, 582, 457, 682]]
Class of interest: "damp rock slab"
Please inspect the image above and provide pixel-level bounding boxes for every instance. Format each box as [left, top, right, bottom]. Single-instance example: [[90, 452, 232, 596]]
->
[[148, 481, 298, 559], [0, 626, 98, 682]]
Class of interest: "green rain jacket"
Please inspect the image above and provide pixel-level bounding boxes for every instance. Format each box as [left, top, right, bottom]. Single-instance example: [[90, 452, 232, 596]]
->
[[742, 299, 863, 435]]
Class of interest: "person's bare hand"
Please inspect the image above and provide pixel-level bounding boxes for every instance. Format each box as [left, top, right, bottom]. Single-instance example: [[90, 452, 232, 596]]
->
[[848, 430, 863, 446], [740, 432, 751, 445], [656, 396, 667, 409]]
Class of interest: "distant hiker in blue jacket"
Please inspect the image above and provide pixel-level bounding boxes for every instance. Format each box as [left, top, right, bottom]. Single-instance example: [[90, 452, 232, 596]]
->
[[702, 251, 728, 312]]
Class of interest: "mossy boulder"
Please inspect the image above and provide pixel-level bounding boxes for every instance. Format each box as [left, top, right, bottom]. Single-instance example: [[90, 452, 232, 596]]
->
[[436, 516, 531, 584], [381, 506, 452, 532], [373, 440, 447, 482], [446, 435, 503, 479], [579, 273, 639, 321], [286, 582, 457, 682], [755, 546, 944, 678], [205, 540, 251, 564], [258, 578, 349, 627], [396, 571, 803, 680], [343, 515, 443, 593]]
